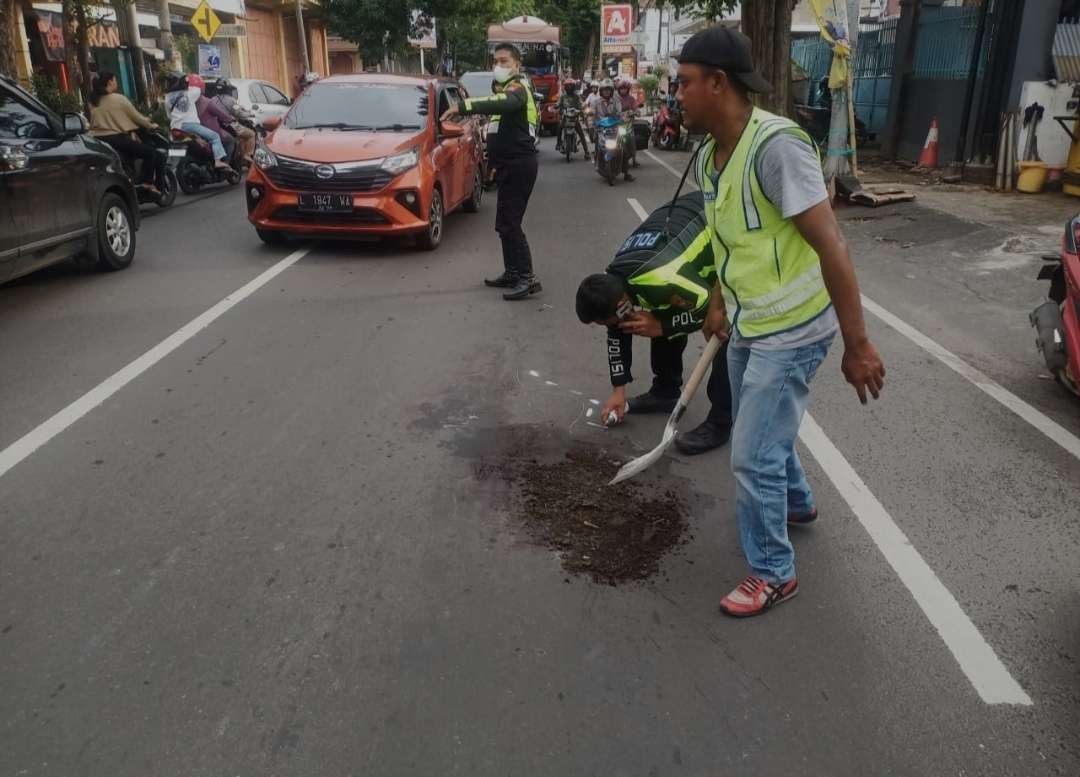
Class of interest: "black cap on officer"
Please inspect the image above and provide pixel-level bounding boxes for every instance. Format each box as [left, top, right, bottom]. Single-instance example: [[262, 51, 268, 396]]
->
[[677, 26, 773, 94]]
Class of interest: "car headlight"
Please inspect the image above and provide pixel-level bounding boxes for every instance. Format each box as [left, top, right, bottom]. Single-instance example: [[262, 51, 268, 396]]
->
[[253, 145, 277, 170], [381, 148, 419, 176]]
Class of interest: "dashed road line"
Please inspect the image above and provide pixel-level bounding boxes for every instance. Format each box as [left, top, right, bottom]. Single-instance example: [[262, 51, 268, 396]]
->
[[0, 246, 313, 481]]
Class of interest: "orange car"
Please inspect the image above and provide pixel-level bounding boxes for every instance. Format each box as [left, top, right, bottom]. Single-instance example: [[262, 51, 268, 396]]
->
[[246, 74, 484, 249]]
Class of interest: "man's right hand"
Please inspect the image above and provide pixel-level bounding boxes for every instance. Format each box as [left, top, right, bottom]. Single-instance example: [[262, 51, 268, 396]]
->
[[702, 307, 729, 343], [600, 388, 627, 426]]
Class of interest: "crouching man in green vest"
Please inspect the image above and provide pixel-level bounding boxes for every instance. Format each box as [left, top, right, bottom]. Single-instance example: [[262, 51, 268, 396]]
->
[[676, 27, 886, 618]]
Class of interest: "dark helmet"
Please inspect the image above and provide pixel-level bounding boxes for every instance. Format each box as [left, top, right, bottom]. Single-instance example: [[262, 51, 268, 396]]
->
[[164, 72, 187, 93]]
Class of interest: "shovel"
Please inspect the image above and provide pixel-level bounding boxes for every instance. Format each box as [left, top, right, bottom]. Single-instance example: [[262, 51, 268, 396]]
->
[[609, 336, 722, 486]]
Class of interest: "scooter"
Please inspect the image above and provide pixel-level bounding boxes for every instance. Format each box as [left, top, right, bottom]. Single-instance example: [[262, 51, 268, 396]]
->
[[595, 115, 628, 186], [651, 100, 682, 151], [560, 108, 582, 162], [1030, 215, 1080, 397], [124, 129, 179, 208], [171, 128, 242, 195]]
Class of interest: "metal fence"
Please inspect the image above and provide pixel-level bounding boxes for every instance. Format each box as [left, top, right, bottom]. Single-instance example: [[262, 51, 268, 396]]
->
[[912, 5, 987, 79]]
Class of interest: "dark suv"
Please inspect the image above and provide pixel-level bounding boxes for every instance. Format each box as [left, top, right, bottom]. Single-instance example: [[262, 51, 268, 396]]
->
[[0, 75, 139, 285]]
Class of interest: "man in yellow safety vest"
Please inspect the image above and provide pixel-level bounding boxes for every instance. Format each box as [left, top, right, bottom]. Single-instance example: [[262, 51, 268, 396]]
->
[[675, 26, 886, 617]]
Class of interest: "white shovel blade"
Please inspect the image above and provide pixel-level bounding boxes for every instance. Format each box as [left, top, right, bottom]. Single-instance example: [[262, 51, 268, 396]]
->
[[608, 421, 677, 485]]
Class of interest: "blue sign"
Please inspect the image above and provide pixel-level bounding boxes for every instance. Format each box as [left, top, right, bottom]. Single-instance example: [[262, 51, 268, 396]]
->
[[198, 44, 222, 77]]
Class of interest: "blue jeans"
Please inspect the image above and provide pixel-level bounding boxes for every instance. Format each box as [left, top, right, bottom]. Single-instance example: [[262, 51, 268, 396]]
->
[[728, 336, 833, 583], [180, 122, 227, 161]]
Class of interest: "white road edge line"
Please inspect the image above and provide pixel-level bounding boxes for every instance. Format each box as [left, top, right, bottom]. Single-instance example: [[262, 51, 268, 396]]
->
[[643, 149, 689, 180], [798, 415, 1032, 706], [861, 296, 1080, 462], [627, 198, 1032, 706], [0, 246, 313, 481]]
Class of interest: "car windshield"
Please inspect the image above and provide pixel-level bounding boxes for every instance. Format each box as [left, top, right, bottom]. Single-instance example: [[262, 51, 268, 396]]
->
[[460, 73, 493, 98], [285, 82, 428, 131]]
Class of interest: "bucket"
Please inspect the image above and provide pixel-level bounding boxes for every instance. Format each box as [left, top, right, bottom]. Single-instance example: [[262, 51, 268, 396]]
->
[[1017, 160, 1048, 193]]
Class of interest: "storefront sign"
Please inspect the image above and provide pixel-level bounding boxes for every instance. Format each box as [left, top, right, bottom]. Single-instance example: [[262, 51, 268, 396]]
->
[[601, 4, 633, 53], [198, 44, 222, 76], [34, 11, 120, 60], [214, 23, 246, 38]]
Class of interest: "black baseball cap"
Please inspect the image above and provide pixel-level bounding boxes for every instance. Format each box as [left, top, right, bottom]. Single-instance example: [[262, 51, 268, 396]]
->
[[676, 26, 773, 94]]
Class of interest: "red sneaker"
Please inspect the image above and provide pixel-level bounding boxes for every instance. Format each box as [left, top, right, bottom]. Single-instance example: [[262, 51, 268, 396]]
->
[[719, 576, 798, 618], [788, 508, 818, 526]]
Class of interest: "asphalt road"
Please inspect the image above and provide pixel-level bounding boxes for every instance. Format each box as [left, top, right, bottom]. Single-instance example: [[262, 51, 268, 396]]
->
[[2, 140, 1078, 777]]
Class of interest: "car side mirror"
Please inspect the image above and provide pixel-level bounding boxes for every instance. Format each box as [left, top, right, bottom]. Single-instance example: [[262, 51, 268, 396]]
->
[[440, 121, 465, 139], [262, 115, 282, 131], [62, 112, 87, 137]]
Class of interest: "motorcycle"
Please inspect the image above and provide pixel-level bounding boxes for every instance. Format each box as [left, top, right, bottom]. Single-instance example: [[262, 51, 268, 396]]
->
[[595, 115, 628, 186], [170, 127, 242, 195], [123, 129, 179, 208], [1030, 215, 1080, 397], [652, 100, 683, 151], [560, 108, 582, 162]]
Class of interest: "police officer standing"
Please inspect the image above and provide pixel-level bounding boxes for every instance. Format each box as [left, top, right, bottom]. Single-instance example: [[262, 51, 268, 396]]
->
[[442, 44, 541, 301]]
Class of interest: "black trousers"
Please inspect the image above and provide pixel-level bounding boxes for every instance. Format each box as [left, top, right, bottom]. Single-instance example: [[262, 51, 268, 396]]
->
[[649, 336, 732, 426], [494, 154, 539, 277], [99, 133, 163, 185]]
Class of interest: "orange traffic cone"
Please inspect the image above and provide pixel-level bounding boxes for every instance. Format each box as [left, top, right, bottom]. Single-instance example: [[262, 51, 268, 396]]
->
[[917, 117, 940, 169]]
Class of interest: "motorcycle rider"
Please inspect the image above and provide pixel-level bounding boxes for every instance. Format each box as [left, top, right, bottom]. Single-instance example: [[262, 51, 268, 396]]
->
[[88, 71, 164, 195], [555, 78, 591, 160], [593, 79, 634, 182], [164, 73, 230, 170], [208, 79, 256, 164], [443, 43, 542, 301], [615, 78, 640, 168], [190, 75, 239, 165]]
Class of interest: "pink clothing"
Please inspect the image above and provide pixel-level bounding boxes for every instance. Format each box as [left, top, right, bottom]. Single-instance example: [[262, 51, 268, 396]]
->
[[196, 95, 234, 142]]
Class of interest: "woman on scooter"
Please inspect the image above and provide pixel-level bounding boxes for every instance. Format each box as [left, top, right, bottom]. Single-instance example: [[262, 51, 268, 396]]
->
[[88, 72, 164, 194], [208, 79, 256, 164], [594, 79, 634, 182], [164, 74, 231, 171], [191, 76, 241, 165], [615, 78, 640, 169]]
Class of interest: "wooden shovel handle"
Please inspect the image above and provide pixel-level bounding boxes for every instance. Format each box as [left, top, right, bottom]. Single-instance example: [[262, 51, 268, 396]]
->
[[679, 336, 722, 407]]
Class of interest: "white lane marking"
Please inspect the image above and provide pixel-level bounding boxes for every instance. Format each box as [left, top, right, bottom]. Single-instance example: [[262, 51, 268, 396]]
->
[[643, 150, 691, 180], [0, 247, 313, 481], [545, 380, 558, 386], [627, 197, 650, 222], [625, 196, 1032, 705], [589, 399, 601, 406], [586, 408, 595, 418], [799, 415, 1032, 706], [861, 296, 1080, 462], [528, 370, 541, 377]]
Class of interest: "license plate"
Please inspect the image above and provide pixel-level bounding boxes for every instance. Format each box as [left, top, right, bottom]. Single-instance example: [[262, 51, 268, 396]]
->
[[168, 148, 186, 158], [298, 192, 353, 212]]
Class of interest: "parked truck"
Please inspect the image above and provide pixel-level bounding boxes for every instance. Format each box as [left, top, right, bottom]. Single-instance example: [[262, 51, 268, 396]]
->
[[486, 15, 566, 136]]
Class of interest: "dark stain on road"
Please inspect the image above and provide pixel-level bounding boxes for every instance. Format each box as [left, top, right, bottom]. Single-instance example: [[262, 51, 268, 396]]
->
[[460, 424, 700, 585]]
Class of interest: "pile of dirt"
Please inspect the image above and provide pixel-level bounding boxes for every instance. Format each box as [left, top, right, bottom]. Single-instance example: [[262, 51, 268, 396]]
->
[[496, 447, 690, 585]]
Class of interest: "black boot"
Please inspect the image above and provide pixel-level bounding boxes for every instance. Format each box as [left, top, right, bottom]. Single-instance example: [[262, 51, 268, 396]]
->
[[502, 273, 542, 300], [674, 419, 731, 456], [484, 272, 515, 288], [626, 391, 678, 415]]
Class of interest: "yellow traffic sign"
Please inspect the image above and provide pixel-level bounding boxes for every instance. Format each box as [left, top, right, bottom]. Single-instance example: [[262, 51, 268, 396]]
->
[[191, 0, 221, 43]]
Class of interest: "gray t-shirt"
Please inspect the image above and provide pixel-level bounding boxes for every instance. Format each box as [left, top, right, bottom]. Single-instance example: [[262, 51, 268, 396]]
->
[[707, 131, 838, 350]]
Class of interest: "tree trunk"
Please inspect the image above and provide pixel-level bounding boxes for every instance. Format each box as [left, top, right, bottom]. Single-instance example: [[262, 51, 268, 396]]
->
[[0, 0, 18, 80], [582, 29, 596, 78], [70, 0, 92, 103], [742, 0, 796, 117]]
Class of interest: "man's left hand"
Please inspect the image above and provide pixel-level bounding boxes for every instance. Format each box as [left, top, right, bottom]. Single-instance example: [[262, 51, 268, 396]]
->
[[440, 104, 460, 122], [619, 311, 662, 338]]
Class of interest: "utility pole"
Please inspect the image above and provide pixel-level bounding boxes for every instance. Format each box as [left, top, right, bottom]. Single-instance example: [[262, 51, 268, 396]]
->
[[157, 0, 173, 69], [295, 0, 310, 73]]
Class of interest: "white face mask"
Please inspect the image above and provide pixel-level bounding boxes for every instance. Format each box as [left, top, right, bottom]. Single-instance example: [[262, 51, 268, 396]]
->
[[493, 66, 514, 84]]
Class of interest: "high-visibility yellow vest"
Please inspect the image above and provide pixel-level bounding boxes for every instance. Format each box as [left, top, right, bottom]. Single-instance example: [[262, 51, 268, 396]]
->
[[696, 107, 831, 339]]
